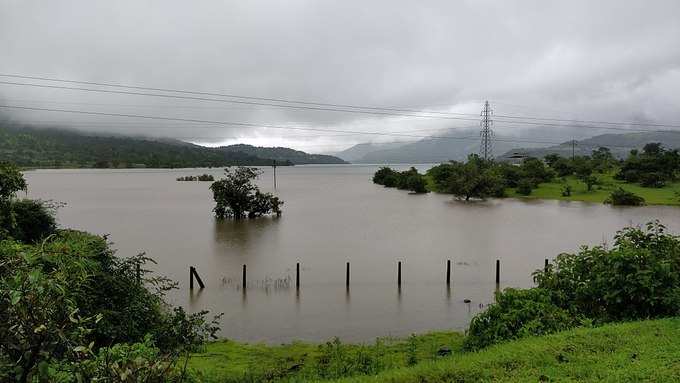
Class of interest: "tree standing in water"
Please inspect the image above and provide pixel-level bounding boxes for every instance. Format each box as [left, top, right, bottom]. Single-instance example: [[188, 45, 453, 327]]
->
[[210, 167, 283, 219]]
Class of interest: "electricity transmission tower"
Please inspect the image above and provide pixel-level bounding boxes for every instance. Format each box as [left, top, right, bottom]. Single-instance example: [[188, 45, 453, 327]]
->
[[480, 100, 494, 160]]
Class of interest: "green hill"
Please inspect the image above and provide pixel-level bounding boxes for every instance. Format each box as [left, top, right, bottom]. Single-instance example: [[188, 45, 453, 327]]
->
[[0, 123, 346, 168]]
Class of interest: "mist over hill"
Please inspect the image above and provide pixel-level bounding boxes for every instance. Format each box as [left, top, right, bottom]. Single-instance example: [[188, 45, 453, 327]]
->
[[498, 131, 680, 160], [0, 122, 346, 168]]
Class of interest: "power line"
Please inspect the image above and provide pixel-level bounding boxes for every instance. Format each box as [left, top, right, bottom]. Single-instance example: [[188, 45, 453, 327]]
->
[[0, 104, 653, 150], [2, 73, 680, 129], [0, 104, 566, 146]]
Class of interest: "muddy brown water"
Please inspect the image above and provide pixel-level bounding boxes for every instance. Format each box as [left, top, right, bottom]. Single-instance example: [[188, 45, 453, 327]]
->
[[25, 165, 680, 343]]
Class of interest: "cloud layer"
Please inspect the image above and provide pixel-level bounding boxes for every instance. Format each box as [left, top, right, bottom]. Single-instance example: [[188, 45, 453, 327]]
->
[[1, 0, 679, 152]]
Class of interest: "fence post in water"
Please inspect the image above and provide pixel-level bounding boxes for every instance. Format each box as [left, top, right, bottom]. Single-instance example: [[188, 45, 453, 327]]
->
[[242, 265, 247, 290], [495, 259, 500, 284], [346, 262, 350, 288], [446, 260, 451, 285], [189, 266, 205, 289], [296, 262, 300, 290], [398, 261, 402, 287]]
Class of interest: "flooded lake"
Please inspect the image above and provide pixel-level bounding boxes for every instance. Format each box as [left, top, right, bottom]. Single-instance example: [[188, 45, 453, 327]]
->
[[25, 165, 680, 343]]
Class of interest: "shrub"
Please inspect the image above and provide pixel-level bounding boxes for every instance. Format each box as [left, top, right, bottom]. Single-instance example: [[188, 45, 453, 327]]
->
[[0, 231, 220, 381], [561, 184, 572, 197], [7, 199, 57, 243], [515, 179, 534, 196], [373, 167, 428, 193], [464, 288, 578, 350], [604, 188, 645, 206], [533, 222, 680, 322], [372, 167, 398, 186]]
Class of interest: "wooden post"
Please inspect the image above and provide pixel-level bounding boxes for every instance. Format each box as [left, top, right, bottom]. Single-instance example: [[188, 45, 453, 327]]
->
[[446, 260, 451, 285], [346, 262, 350, 288], [190, 266, 205, 289], [136, 263, 141, 284], [495, 259, 500, 284], [242, 264, 247, 290], [296, 262, 300, 290], [398, 261, 402, 287], [544, 258, 549, 271]]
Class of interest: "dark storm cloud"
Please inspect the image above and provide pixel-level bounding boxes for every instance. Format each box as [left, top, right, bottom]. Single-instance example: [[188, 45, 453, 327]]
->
[[0, 0, 679, 151]]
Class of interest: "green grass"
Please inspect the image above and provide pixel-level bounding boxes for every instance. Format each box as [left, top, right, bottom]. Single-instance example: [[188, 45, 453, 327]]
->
[[189, 318, 680, 382], [188, 332, 464, 382], [508, 172, 680, 205]]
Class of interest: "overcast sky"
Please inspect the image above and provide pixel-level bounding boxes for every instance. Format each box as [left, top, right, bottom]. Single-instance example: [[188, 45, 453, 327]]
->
[[1, 0, 679, 152]]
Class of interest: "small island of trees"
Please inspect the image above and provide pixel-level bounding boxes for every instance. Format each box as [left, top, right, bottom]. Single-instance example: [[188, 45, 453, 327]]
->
[[176, 174, 215, 181], [210, 167, 283, 219]]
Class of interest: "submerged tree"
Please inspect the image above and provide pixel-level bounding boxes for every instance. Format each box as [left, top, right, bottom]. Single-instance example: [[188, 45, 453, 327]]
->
[[210, 167, 283, 219]]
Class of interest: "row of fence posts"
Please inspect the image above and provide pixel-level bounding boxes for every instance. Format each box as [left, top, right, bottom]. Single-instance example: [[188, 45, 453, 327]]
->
[[188, 258, 552, 290]]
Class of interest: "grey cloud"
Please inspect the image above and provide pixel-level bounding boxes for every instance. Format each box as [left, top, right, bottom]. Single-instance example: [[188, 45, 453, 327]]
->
[[0, 0, 679, 152]]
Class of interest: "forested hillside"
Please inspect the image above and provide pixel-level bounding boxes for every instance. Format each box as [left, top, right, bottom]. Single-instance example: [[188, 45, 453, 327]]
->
[[0, 123, 344, 168]]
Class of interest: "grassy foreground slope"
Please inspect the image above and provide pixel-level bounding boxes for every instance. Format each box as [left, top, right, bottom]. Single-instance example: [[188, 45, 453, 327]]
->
[[332, 318, 680, 383], [189, 319, 680, 382], [507, 172, 680, 206]]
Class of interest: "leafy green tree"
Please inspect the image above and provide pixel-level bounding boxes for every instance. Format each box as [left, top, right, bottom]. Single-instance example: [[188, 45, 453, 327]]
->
[[210, 167, 283, 219], [550, 157, 574, 177], [591, 147, 616, 172], [430, 155, 505, 201], [519, 158, 554, 184], [0, 162, 28, 238], [583, 174, 599, 192], [616, 143, 680, 186]]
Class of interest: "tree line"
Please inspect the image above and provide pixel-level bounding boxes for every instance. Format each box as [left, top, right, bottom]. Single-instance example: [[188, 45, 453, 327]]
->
[[373, 143, 679, 205]]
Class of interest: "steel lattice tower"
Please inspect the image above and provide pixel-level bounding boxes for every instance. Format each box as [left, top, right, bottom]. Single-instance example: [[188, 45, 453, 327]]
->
[[480, 100, 494, 160]]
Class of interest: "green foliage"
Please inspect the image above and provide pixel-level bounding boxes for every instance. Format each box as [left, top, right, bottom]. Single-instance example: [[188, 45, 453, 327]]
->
[[0, 231, 220, 381], [426, 155, 505, 200], [583, 174, 599, 191], [534, 222, 680, 322], [616, 143, 680, 186], [518, 157, 554, 184], [5, 199, 57, 243], [464, 288, 579, 351], [372, 167, 429, 193], [561, 184, 572, 197], [177, 174, 215, 181], [604, 187, 645, 206], [210, 167, 283, 219], [0, 161, 26, 200], [515, 179, 534, 196]]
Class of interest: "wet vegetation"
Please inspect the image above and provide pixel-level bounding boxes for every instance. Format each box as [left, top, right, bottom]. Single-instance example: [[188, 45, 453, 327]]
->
[[372, 167, 428, 193], [177, 174, 215, 182], [211, 167, 283, 219], [373, 143, 680, 205]]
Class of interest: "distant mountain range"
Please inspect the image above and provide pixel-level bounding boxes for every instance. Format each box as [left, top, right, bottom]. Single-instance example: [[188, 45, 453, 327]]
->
[[334, 128, 680, 164], [333, 129, 549, 163], [0, 123, 346, 168], [497, 131, 680, 161]]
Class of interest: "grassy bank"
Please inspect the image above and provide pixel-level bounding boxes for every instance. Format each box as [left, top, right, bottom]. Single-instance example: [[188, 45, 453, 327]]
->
[[508, 172, 680, 205], [190, 318, 680, 382], [188, 332, 465, 382]]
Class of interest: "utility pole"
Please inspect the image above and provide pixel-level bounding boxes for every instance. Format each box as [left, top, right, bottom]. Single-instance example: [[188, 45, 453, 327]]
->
[[272, 160, 277, 190], [480, 100, 494, 160]]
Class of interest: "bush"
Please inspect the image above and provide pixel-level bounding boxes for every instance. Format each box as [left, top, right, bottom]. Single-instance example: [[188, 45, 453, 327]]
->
[[604, 188, 645, 206], [515, 179, 534, 196], [373, 167, 429, 193], [7, 199, 57, 243], [0, 231, 220, 381], [533, 222, 680, 322], [464, 288, 578, 350]]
